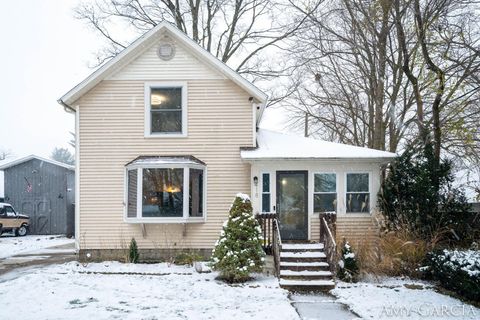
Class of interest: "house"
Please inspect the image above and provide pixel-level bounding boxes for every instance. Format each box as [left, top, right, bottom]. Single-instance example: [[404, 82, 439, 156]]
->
[[0, 155, 75, 235], [58, 22, 395, 285]]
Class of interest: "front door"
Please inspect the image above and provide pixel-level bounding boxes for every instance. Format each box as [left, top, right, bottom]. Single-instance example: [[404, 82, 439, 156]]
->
[[276, 171, 308, 240]]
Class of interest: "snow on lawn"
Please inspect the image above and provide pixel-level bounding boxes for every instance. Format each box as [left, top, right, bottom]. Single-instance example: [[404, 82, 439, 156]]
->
[[332, 278, 479, 320], [0, 261, 300, 320], [0, 235, 74, 259]]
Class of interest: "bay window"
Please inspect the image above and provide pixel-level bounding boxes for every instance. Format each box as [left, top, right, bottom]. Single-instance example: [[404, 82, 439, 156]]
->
[[125, 156, 206, 222]]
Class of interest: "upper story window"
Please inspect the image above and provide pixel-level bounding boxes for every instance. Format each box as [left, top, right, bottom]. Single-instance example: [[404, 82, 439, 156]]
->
[[346, 173, 370, 213], [125, 156, 205, 223], [314, 173, 337, 213], [144, 82, 187, 137]]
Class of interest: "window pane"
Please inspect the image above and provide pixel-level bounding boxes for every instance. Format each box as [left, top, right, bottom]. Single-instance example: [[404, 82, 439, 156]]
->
[[189, 169, 203, 217], [347, 173, 369, 192], [346, 193, 370, 213], [314, 194, 337, 212], [262, 193, 270, 212], [150, 88, 182, 110], [151, 110, 182, 133], [314, 173, 336, 192], [142, 168, 183, 217], [262, 173, 270, 193], [127, 169, 137, 218]]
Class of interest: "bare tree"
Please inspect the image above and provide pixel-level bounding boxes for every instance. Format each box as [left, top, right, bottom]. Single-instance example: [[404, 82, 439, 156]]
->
[[287, 0, 480, 166], [0, 148, 13, 161], [75, 0, 317, 89]]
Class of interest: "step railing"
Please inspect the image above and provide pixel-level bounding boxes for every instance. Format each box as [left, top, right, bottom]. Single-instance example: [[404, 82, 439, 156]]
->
[[255, 212, 277, 254], [272, 217, 282, 277], [319, 212, 337, 277]]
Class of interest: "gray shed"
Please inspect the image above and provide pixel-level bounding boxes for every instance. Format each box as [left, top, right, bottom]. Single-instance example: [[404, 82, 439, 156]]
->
[[0, 155, 75, 236]]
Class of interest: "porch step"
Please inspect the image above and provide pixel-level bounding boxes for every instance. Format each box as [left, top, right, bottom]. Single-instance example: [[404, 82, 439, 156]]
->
[[280, 270, 332, 280], [279, 279, 336, 291], [278, 241, 335, 291], [280, 251, 326, 259], [280, 261, 330, 272], [282, 243, 324, 251]]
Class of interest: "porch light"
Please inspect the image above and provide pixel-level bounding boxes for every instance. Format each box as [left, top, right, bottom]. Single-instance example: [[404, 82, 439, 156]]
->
[[253, 176, 258, 186]]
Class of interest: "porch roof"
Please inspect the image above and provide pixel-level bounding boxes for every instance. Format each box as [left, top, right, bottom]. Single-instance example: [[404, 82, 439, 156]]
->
[[240, 129, 397, 161]]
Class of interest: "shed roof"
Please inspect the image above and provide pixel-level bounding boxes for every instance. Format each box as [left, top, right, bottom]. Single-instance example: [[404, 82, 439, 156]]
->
[[0, 155, 75, 171], [240, 129, 397, 161]]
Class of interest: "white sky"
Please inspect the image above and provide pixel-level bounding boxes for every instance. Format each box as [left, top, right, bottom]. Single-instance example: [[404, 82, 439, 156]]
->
[[0, 0, 288, 161]]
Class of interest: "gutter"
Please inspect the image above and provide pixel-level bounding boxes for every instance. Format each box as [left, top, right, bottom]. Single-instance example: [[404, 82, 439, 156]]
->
[[57, 99, 76, 113]]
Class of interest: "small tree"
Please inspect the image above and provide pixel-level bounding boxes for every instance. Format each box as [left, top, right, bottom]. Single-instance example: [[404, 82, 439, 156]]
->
[[128, 238, 139, 263], [211, 193, 265, 282], [337, 240, 359, 282], [51, 147, 75, 165], [379, 142, 471, 242]]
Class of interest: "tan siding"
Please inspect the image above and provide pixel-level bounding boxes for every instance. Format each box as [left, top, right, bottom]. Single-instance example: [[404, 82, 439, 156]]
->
[[78, 79, 254, 250], [107, 38, 224, 80], [336, 215, 379, 247]]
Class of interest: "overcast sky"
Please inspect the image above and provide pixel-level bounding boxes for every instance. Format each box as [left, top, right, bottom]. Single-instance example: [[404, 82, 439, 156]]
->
[[0, 0, 287, 161]]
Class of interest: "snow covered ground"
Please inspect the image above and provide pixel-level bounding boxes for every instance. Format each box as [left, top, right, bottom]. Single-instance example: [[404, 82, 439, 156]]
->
[[0, 235, 74, 259], [332, 278, 479, 319], [0, 261, 300, 320]]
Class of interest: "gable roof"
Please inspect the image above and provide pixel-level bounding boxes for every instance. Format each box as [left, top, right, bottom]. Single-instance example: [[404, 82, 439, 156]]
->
[[0, 155, 75, 171], [58, 21, 268, 110], [240, 129, 397, 161]]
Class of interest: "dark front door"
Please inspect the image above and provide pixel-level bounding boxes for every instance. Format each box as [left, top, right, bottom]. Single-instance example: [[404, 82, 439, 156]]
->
[[276, 171, 308, 240]]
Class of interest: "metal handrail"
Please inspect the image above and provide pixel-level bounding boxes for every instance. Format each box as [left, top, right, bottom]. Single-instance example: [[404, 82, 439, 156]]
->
[[272, 217, 282, 277]]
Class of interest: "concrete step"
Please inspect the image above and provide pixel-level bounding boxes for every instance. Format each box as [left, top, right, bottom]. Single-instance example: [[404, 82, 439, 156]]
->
[[280, 251, 326, 259], [280, 261, 330, 271], [282, 243, 324, 251], [280, 270, 333, 280], [279, 279, 336, 291]]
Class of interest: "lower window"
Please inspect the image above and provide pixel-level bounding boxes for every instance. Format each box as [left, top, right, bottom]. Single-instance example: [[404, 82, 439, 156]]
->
[[126, 157, 206, 221], [346, 173, 370, 213]]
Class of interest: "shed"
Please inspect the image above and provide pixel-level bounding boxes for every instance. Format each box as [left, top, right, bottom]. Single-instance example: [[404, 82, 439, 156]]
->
[[0, 155, 75, 235]]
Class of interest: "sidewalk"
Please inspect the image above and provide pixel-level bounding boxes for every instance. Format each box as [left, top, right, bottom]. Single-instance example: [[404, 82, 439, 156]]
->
[[290, 293, 360, 320]]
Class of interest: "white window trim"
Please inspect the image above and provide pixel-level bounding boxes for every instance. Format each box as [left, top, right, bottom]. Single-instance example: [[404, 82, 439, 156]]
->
[[313, 172, 337, 213], [345, 172, 371, 214], [261, 172, 271, 213], [144, 81, 188, 138], [124, 163, 207, 223]]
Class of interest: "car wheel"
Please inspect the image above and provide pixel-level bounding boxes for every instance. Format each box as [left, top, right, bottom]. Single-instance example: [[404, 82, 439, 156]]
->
[[16, 225, 28, 237]]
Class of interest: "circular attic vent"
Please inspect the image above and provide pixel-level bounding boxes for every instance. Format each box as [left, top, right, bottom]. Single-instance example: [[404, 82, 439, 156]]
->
[[157, 40, 175, 61]]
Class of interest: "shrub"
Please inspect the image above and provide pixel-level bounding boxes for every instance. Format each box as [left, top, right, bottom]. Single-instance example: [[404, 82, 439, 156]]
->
[[378, 142, 471, 243], [426, 249, 480, 301], [337, 240, 359, 282], [128, 238, 139, 263], [174, 251, 204, 266], [210, 193, 265, 283]]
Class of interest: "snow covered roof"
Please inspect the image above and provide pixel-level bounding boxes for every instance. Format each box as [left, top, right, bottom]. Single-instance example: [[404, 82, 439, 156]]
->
[[240, 129, 397, 161], [126, 155, 206, 167], [0, 155, 74, 171], [58, 21, 267, 110]]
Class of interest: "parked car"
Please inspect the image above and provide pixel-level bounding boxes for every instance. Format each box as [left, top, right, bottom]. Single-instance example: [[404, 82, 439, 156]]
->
[[0, 203, 30, 236]]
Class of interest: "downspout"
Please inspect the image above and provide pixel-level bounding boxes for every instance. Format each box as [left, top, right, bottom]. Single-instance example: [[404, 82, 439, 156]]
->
[[57, 99, 76, 113]]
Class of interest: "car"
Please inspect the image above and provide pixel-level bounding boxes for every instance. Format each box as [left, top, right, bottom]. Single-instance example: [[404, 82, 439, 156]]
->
[[0, 203, 30, 236]]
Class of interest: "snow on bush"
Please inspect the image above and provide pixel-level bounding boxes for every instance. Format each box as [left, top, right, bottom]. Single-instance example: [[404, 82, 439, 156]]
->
[[210, 194, 265, 282], [337, 240, 359, 282], [426, 249, 480, 301]]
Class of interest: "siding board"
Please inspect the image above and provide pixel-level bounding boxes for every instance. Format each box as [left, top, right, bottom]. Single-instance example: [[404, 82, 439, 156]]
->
[[78, 77, 254, 249]]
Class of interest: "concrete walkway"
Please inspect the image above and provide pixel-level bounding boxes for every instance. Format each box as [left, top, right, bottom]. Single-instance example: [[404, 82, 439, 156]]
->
[[0, 241, 76, 279], [290, 293, 360, 320]]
